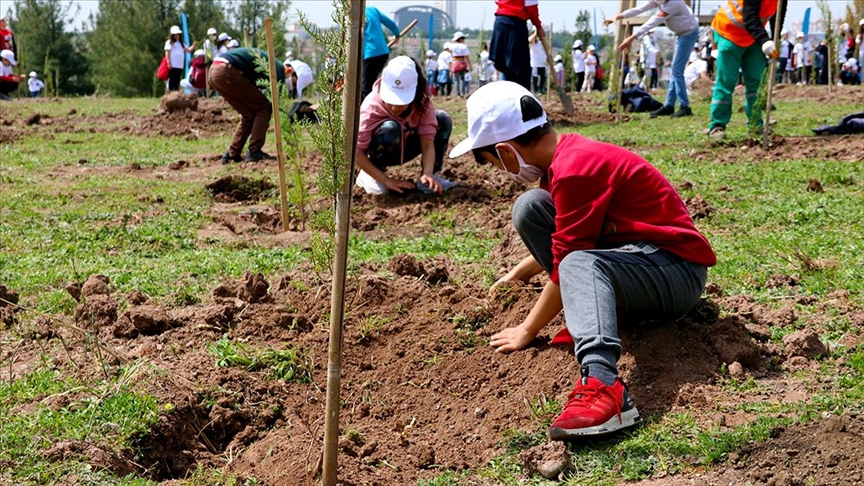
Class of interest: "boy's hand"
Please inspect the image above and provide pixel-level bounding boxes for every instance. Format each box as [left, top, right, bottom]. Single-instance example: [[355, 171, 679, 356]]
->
[[490, 326, 534, 353], [419, 173, 442, 194], [383, 177, 416, 194], [489, 274, 518, 297]]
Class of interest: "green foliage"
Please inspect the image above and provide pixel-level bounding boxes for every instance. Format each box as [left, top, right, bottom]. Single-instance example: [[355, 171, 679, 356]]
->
[[87, 0, 183, 96], [227, 0, 289, 56], [208, 336, 313, 382], [8, 0, 92, 95], [182, 0, 226, 42]]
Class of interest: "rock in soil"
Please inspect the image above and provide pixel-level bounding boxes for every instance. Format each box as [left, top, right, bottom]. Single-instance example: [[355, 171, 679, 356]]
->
[[159, 92, 199, 113], [518, 441, 571, 480], [388, 254, 424, 277]]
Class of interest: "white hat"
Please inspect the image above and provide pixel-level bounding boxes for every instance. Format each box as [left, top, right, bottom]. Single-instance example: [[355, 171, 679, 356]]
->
[[553, 54, 562, 62], [286, 50, 293, 58], [587, 44, 596, 52], [379, 56, 418, 106], [796, 32, 805, 38], [170, 25, 182, 35], [781, 30, 789, 36], [840, 22, 849, 33], [207, 27, 217, 36], [443, 42, 451, 50], [0, 49, 16, 66], [688, 51, 698, 63], [449, 81, 547, 158], [217, 33, 230, 42], [227, 39, 240, 48], [426, 49, 435, 57], [194, 49, 205, 57], [288, 60, 314, 98], [572, 39, 583, 49], [29, 71, 37, 78], [452, 31, 466, 42], [860, 18, 864, 26]]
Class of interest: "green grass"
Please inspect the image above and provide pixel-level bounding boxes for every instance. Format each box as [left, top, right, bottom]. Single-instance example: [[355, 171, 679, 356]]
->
[[208, 336, 313, 382]]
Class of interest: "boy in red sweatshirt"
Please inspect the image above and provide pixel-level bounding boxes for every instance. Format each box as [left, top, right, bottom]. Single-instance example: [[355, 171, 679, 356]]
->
[[450, 81, 716, 439]]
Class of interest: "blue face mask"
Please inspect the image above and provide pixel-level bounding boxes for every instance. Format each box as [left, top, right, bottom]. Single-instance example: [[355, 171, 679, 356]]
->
[[497, 143, 545, 185]]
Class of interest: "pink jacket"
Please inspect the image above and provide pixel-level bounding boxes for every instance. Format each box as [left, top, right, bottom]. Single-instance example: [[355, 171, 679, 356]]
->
[[356, 79, 438, 160]]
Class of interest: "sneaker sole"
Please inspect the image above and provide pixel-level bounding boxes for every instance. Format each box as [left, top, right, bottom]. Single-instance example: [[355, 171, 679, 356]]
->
[[548, 407, 641, 440]]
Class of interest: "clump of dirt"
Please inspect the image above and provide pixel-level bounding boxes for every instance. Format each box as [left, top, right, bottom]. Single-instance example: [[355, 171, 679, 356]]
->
[[72, 275, 118, 330], [765, 274, 798, 288], [168, 160, 189, 170], [159, 92, 199, 114], [81, 274, 110, 297], [783, 329, 828, 359], [114, 305, 172, 338], [205, 176, 275, 203], [518, 441, 572, 480], [208, 206, 283, 235], [686, 195, 713, 219], [44, 440, 137, 477], [0, 283, 21, 326], [807, 178, 824, 192], [212, 272, 271, 304], [25, 113, 42, 125], [388, 254, 449, 283]]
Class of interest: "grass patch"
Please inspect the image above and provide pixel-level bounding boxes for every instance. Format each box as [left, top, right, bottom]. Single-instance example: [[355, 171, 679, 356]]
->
[[208, 336, 313, 382]]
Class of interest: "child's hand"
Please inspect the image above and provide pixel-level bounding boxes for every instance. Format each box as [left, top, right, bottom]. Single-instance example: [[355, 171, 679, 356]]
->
[[419, 173, 442, 194], [383, 177, 416, 194], [490, 326, 534, 353], [489, 274, 518, 297]]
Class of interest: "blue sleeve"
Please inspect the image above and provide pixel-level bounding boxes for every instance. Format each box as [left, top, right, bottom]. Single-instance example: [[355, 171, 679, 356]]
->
[[380, 12, 400, 36]]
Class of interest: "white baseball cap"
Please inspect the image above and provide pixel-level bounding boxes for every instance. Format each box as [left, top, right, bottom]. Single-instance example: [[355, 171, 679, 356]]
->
[[288, 60, 314, 98], [449, 81, 547, 158], [0, 49, 16, 66], [860, 18, 864, 26], [587, 44, 596, 52], [29, 71, 37, 78], [796, 32, 805, 38], [554, 54, 562, 62], [379, 56, 418, 106], [426, 49, 435, 57], [207, 27, 217, 36], [170, 25, 182, 35], [194, 49, 205, 57], [218, 33, 230, 42], [443, 42, 451, 50], [572, 39, 583, 49], [452, 31, 466, 42], [227, 39, 240, 48], [286, 50, 293, 58]]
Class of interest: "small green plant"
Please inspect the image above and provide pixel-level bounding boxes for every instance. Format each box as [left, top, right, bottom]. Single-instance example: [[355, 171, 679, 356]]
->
[[357, 315, 391, 342], [524, 393, 561, 422], [208, 337, 312, 383]]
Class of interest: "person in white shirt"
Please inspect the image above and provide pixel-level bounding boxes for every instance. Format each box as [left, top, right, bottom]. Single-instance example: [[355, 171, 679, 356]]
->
[[478, 43, 495, 87], [642, 30, 660, 90], [425, 50, 438, 95], [839, 55, 860, 85], [28, 71, 44, 97], [582, 45, 597, 93], [437, 43, 453, 96], [571, 40, 586, 93], [216, 33, 231, 56], [684, 49, 709, 89], [553, 54, 564, 88], [203, 27, 218, 61], [450, 32, 472, 97], [164, 25, 197, 91], [529, 32, 547, 95], [777, 31, 791, 83], [792, 32, 811, 85]]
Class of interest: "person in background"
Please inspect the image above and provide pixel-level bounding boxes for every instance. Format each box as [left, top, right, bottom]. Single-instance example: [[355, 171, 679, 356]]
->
[[284, 59, 314, 99], [857, 19, 864, 83], [209, 47, 285, 163], [180, 50, 207, 96], [553, 54, 564, 88], [792, 31, 811, 85], [839, 53, 860, 85], [707, 0, 786, 141], [203, 28, 218, 61], [814, 40, 828, 85], [777, 30, 791, 83], [700, 35, 715, 77], [582, 45, 597, 93], [684, 47, 710, 90], [216, 33, 231, 56], [285, 50, 294, 63], [164, 25, 197, 92], [450, 31, 472, 97], [529, 30, 547, 95], [464, 70, 473, 94], [478, 42, 496, 87], [607, 0, 700, 118], [28, 71, 44, 98], [437, 43, 453, 96], [0, 49, 22, 100], [571, 39, 586, 93], [489, 0, 545, 90], [0, 17, 16, 56], [425, 50, 438, 95], [227, 39, 240, 49], [362, 6, 401, 101], [355, 56, 455, 196], [644, 29, 661, 91]]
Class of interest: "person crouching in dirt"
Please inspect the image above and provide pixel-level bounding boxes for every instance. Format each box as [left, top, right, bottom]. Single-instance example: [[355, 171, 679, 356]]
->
[[209, 47, 285, 163], [0, 49, 23, 100], [450, 81, 716, 440], [355, 56, 456, 196], [283, 59, 314, 99]]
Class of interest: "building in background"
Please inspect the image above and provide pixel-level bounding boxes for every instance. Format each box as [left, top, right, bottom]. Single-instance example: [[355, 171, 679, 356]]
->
[[393, 5, 453, 32], [436, 0, 457, 28]]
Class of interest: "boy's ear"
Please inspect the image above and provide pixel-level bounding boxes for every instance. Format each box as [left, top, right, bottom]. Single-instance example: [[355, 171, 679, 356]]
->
[[494, 142, 518, 174]]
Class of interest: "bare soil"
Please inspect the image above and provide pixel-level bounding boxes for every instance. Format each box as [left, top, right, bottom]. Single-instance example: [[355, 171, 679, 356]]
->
[[1, 98, 862, 485]]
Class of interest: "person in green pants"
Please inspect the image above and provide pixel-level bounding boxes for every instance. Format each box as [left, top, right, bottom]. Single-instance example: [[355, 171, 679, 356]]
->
[[708, 0, 786, 140]]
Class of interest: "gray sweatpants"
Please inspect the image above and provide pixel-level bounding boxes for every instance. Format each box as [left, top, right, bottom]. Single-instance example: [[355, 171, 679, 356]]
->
[[512, 189, 708, 375]]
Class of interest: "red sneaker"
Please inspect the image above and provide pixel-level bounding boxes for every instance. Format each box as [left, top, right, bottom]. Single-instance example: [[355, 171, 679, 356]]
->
[[549, 376, 641, 440]]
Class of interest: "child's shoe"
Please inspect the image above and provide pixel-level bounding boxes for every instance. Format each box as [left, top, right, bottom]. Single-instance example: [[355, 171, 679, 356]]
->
[[549, 375, 640, 440]]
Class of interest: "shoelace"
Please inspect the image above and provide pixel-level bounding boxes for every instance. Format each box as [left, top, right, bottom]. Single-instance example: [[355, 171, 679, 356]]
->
[[565, 382, 624, 420]]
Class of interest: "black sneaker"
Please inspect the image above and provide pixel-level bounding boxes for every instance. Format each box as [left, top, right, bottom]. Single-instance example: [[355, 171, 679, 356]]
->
[[221, 152, 242, 164], [649, 105, 675, 118], [672, 106, 692, 118], [246, 150, 276, 162]]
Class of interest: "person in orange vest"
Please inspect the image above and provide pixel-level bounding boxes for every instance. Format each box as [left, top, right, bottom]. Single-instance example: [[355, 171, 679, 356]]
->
[[708, 0, 786, 140]]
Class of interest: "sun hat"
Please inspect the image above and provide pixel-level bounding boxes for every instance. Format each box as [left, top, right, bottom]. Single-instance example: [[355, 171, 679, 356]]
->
[[572, 39, 583, 49], [0, 49, 16, 66], [29, 71, 37, 78], [170, 25, 182, 35], [449, 81, 547, 158], [286, 50, 293, 58], [207, 27, 217, 36], [554, 54, 562, 62], [426, 49, 435, 57], [194, 49, 205, 57], [587, 44, 596, 52], [796, 32, 805, 38], [288, 60, 314, 98], [217, 32, 230, 42], [379, 56, 418, 106], [452, 31, 466, 42], [859, 18, 864, 26], [227, 39, 239, 48]]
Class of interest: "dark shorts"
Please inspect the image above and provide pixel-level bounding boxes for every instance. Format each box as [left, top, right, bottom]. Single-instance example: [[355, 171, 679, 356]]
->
[[489, 15, 530, 78]]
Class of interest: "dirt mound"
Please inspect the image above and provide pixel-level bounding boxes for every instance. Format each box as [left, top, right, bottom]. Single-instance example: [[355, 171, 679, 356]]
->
[[212, 272, 272, 303], [44, 440, 137, 477], [686, 195, 714, 219], [0, 283, 20, 326], [773, 83, 863, 106], [208, 205, 283, 235], [159, 92, 199, 114], [688, 134, 863, 165], [205, 176, 275, 203], [388, 254, 449, 283]]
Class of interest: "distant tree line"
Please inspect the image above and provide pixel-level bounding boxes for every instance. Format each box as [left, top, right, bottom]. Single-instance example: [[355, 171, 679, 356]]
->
[[5, 0, 290, 97]]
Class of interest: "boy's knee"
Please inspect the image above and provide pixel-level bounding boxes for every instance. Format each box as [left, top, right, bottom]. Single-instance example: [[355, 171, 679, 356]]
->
[[512, 189, 551, 228], [559, 251, 603, 278]]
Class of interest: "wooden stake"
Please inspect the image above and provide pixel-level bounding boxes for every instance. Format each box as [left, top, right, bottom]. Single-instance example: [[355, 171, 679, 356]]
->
[[762, 0, 785, 150], [322, 2, 365, 484], [263, 19, 291, 232], [546, 23, 552, 104]]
